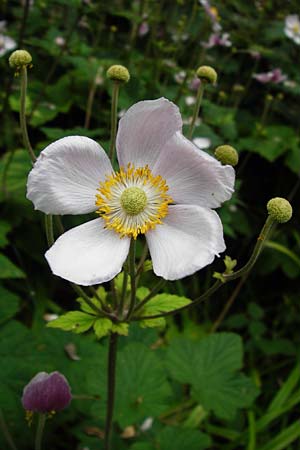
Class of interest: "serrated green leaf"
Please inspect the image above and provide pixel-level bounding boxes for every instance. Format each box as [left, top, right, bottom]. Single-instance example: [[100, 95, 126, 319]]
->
[[90, 342, 171, 428], [166, 333, 258, 419], [47, 311, 95, 334], [141, 294, 191, 316], [93, 318, 113, 338], [137, 293, 190, 329], [111, 322, 129, 336], [0, 253, 25, 278]]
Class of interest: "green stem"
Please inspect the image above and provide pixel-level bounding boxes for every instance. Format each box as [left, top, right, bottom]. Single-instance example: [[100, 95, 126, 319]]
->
[[187, 81, 205, 139], [88, 286, 111, 313], [224, 216, 274, 282], [104, 333, 118, 450], [35, 413, 46, 450], [0, 408, 18, 450], [108, 81, 120, 163], [118, 267, 128, 317], [71, 284, 111, 317], [44, 215, 54, 246], [20, 66, 36, 163], [134, 278, 166, 313], [125, 239, 136, 320], [134, 216, 274, 321]]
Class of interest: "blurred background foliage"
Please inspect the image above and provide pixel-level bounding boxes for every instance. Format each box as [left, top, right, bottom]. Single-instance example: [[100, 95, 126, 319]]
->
[[0, 0, 300, 449]]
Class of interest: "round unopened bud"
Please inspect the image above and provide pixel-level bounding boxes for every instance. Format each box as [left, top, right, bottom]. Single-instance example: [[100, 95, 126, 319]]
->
[[107, 64, 130, 83], [215, 145, 239, 166], [9, 49, 32, 69], [196, 65, 217, 85], [267, 197, 292, 223]]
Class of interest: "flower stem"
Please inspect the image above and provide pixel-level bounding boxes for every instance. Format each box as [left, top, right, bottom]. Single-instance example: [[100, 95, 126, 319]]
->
[[20, 66, 36, 163], [187, 81, 205, 140], [134, 278, 166, 313], [44, 215, 54, 246], [125, 239, 136, 320], [104, 332, 118, 450], [0, 408, 18, 450], [133, 216, 274, 321], [35, 413, 46, 450], [224, 215, 274, 281], [108, 81, 120, 163]]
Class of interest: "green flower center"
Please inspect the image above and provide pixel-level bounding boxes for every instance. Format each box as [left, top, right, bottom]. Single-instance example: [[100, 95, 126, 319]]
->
[[120, 187, 147, 216]]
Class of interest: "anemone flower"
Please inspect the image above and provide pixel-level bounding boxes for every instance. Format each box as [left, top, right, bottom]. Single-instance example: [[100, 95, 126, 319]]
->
[[284, 14, 300, 45], [27, 98, 235, 285], [22, 372, 72, 413], [253, 68, 287, 84]]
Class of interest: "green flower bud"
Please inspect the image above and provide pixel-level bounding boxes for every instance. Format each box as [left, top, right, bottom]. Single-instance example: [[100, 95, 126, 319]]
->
[[9, 49, 32, 69], [214, 145, 239, 166], [196, 65, 217, 85], [267, 197, 292, 223], [107, 65, 130, 83]]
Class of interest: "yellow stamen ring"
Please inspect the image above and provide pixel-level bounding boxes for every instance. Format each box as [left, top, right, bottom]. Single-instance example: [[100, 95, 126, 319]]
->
[[95, 163, 173, 239]]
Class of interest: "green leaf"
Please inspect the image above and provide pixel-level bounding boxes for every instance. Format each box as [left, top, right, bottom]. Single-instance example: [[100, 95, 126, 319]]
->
[[76, 287, 107, 315], [158, 426, 211, 450], [0, 150, 31, 204], [0, 253, 25, 278], [166, 333, 258, 419], [0, 221, 11, 248], [90, 343, 171, 428], [111, 322, 129, 336], [93, 318, 113, 338], [138, 294, 191, 328], [47, 311, 95, 334], [0, 286, 20, 324]]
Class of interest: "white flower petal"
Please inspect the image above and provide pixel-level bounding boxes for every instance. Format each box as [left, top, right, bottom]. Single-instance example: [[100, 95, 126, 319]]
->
[[116, 98, 182, 169], [153, 132, 235, 208], [45, 218, 130, 285], [27, 136, 113, 214], [193, 137, 211, 149], [146, 205, 225, 280]]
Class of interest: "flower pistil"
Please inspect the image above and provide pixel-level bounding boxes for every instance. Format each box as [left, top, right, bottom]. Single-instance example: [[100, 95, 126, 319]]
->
[[96, 163, 173, 239]]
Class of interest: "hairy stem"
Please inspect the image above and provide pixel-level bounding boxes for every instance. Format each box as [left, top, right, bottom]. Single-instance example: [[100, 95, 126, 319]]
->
[[104, 333, 118, 450], [188, 81, 204, 139], [44, 215, 54, 247], [134, 216, 274, 321], [20, 66, 36, 163], [125, 239, 136, 320], [35, 414, 46, 450], [108, 81, 120, 163]]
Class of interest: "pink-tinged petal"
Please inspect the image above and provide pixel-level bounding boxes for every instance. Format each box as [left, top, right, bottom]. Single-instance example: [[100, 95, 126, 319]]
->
[[27, 136, 113, 215], [152, 132, 235, 208], [45, 218, 130, 285], [116, 98, 182, 169], [146, 205, 225, 280], [22, 371, 71, 413]]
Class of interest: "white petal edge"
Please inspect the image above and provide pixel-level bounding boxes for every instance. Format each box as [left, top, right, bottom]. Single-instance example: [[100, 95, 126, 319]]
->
[[116, 98, 182, 169], [27, 136, 113, 215], [45, 218, 130, 285], [146, 204, 225, 281], [152, 132, 235, 209]]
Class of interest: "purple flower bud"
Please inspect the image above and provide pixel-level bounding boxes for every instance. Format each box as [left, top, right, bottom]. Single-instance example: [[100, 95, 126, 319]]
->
[[22, 371, 72, 413]]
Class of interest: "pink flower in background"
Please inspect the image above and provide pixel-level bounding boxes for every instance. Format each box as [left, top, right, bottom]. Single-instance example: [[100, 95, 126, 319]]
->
[[22, 372, 72, 413], [27, 98, 235, 285], [284, 14, 300, 45], [202, 32, 232, 48], [174, 70, 186, 84], [138, 21, 149, 37], [253, 68, 287, 84], [199, 0, 221, 32]]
